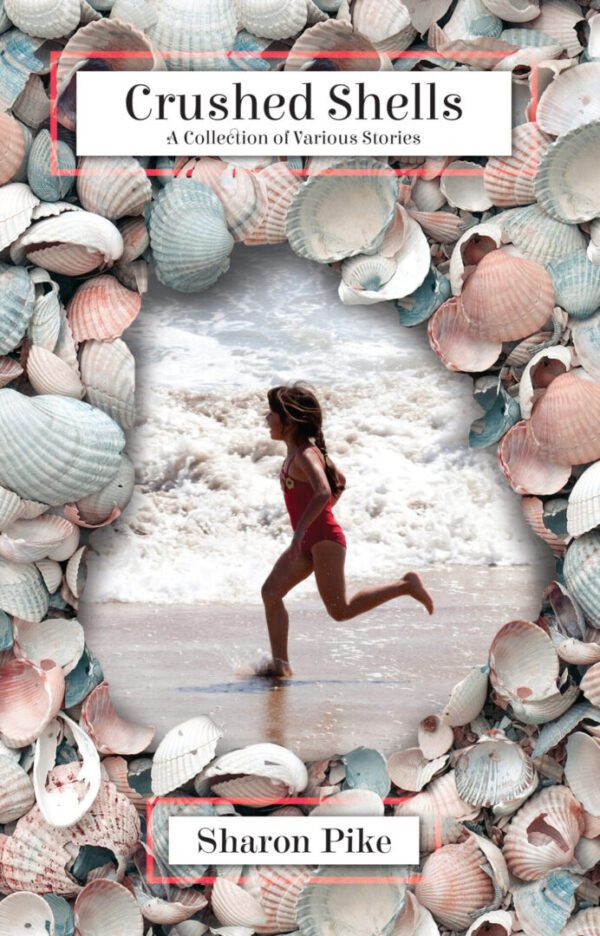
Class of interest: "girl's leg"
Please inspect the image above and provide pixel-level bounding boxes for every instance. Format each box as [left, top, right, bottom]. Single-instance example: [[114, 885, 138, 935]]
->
[[260, 545, 314, 675], [311, 541, 434, 621]]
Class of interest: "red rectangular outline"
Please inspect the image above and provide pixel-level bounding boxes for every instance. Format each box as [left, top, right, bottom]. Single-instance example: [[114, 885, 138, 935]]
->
[[49, 48, 535, 178], [146, 795, 433, 886]]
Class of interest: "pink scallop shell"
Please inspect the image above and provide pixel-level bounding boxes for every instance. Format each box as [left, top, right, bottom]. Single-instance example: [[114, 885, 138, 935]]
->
[[428, 296, 502, 373], [67, 275, 142, 342], [415, 837, 496, 930], [528, 371, 600, 465], [498, 421, 571, 496], [0, 658, 64, 748], [502, 785, 584, 880], [80, 681, 155, 755]]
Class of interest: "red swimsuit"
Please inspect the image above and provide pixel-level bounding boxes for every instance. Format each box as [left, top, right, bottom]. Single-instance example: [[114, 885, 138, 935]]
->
[[280, 447, 347, 558]]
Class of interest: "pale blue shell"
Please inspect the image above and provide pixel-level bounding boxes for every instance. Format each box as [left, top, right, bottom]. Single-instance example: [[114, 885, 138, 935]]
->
[[396, 266, 451, 326], [1, 28, 48, 75], [535, 120, 600, 224], [501, 28, 558, 47], [564, 531, 600, 628], [149, 800, 213, 881], [469, 376, 520, 449], [0, 390, 126, 506], [0, 263, 35, 355], [0, 55, 28, 109], [500, 204, 586, 266], [571, 310, 600, 380], [149, 178, 234, 293], [27, 129, 76, 202], [0, 608, 13, 650], [548, 251, 600, 319], [533, 700, 600, 758], [341, 746, 391, 798], [513, 872, 577, 936], [228, 30, 271, 71], [42, 895, 74, 936], [64, 646, 104, 708], [0, 558, 49, 622], [297, 866, 407, 936]]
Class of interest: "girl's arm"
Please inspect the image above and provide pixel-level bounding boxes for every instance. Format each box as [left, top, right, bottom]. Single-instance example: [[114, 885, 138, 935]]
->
[[290, 449, 331, 541]]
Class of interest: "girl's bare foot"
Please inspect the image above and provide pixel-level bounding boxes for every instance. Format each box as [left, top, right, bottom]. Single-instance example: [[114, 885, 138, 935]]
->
[[403, 572, 434, 615], [255, 658, 293, 678]]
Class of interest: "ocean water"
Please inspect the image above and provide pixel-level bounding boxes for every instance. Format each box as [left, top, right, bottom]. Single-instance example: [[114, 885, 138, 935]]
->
[[85, 242, 550, 604]]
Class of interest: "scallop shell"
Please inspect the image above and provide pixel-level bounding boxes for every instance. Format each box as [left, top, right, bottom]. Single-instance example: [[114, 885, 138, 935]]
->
[[149, 179, 234, 292], [534, 120, 600, 224], [351, 0, 417, 52], [110, 0, 158, 28], [0, 892, 56, 934], [12, 74, 50, 132], [519, 346, 572, 420], [74, 880, 144, 935], [34, 555, 63, 591], [32, 713, 100, 828], [80, 681, 155, 755], [310, 788, 384, 815], [0, 755, 35, 823], [455, 734, 537, 809], [483, 123, 550, 207], [0, 182, 39, 253], [0, 763, 140, 895], [407, 208, 469, 245], [180, 157, 268, 242], [0, 108, 26, 186], [498, 420, 571, 496], [509, 684, 581, 726], [571, 312, 600, 382], [537, 62, 600, 136], [77, 157, 152, 220], [285, 158, 398, 263], [101, 756, 149, 815], [211, 876, 268, 929], [67, 452, 135, 528], [449, 219, 504, 295], [10, 210, 124, 275], [521, 496, 569, 553], [548, 250, 600, 319], [528, 371, 600, 465], [560, 908, 600, 936], [409, 178, 445, 212], [0, 389, 125, 506], [243, 162, 301, 246], [79, 338, 135, 429], [394, 770, 480, 853], [533, 702, 600, 759], [12, 616, 84, 674], [117, 217, 149, 263], [440, 161, 493, 212], [502, 785, 584, 880], [0, 558, 49, 623], [204, 743, 308, 799], [296, 865, 406, 936], [387, 747, 448, 792], [520, 0, 583, 57], [0, 485, 22, 530], [428, 296, 502, 373], [245, 864, 313, 934], [0, 658, 64, 748], [490, 619, 559, 706], [235, 0, 308, 41], [0, 357, 23, 389], [151, 715, 222, 796], [67, 276, 141, 342], [27, 130, 75, 203], [415, 837, 496, 930], [567, 461, 600, 536], [442, 665, 489, 726], [564, 532, 600, 629], [147, 0, 237, 69], [4, 0, 81, 38], [26, 346, 84, 399], [482, 0, 538, 19], [146, 798, 213, 883], [28, 271, 62, 353], [500, 203, 586, 266], [0, 263, 35, 356], [512, 871, 577, 936], [417, 714, 454, 759], [284, 19, 388, 72]]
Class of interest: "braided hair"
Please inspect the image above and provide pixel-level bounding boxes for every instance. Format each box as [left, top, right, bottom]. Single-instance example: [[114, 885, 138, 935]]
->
[[267, 382, 345, 497]]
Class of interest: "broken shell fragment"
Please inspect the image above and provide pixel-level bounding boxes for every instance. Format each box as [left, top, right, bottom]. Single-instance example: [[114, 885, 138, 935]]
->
[[151, 715, 222, 796], [80, 681, 155, 755], [502, 785, 584, 880], [32, 713, 100, 828], [0, 657, 64, 748]]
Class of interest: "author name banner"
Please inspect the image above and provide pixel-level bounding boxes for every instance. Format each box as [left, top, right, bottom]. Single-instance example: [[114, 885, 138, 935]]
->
[[75, 71, 512, 157], [168, 816, 420, 866]]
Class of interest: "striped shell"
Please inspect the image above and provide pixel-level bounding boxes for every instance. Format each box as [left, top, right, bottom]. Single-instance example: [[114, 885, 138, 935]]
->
[[534, 119, 600, 223], [0, 755, 35, 823], [67, 452, 135, 527], [528, 371, 600, 465], [67, 276, 141, 342], [0, 658, 64, 748], [296, 865, 406, 936], [151, 715, 222, 796], [147, 0, 237, 69], [74, 880, 144, 935], [0, 109, 26, 186], [79, 338, 136, 429], [12, 616, 84, 674], [235, 0, 308, 40], [565, 731, 600, 818], [564, 532, 600, 629], [502, 785, 584, 880], [27, 130, 75, 203], [548, 250, 600, 319], [454, 734, 537, 809], [484, 123, 549, 207], [0, 263, 34, 356], [0, 181, 39, 252], [0, 558, 49, 623], [500, 202, 586, 266], [204, 742, 308, 798], [76, 156, 152, 220], [80, 681, 155, 755], [26, 346, 84, 399], [567, 461, 600, 536], [10, 210, 124, 275], [415, 836, 496, 930], [537, 62, 600, 135], [4, 0, 81, 38]]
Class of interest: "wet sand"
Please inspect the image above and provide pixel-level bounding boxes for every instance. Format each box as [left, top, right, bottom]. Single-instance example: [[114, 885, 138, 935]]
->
[[81, 562, 554, 760]]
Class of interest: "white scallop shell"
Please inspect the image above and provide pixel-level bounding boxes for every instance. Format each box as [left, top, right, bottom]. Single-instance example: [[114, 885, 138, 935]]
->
[[0, 486, 25, 532], [4, 0, 81, 39], [80, 681, 155, 755], [310, 788, 384, 816], [500, 202, 586, 266], [235, 0, 308, 40], [387, 747, 449, 792], [204, 742, 308, 794], [26, 346, 84, 399], [441, 161, 493, 212], [502, 784, 584, 881], [147, 0, 237, 69], [68, 452, 135, 527], [77, 156, 152, 221], [489, 619, 559, 706], [73, 879, 144, 935], [537, 62, 600, 135], [0, 658, 64, 748], [565, 731, 600, 817], [454, 734, 537, 809], [13, 616, 84, 674], [418, 714, 454, 759], [442, 665, 489, 726], [352, 0, 417, 52], [567, 461, 600, 537], [10, 211, 124, 274], [534, 119, 600, 224], [12, 75, 50, 132], [0, 558, 49, 623], [0, 755, 35, 823], [151, 715, 222, 796], [0, 182, 39, 253], [0, 892, 56, 935], [79, 338, 136, 429]]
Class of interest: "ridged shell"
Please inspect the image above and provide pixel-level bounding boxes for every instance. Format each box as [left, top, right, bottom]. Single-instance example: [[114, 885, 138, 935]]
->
[[285, 158, 398, 263], [0, 357, 23, 389], [147, 799, 213, 883], [0, 390, 125, 506], [147, 0, 237, 69], [110, 0, 158, 30], [512, 871, 577, 936], [180, 157, 268, 241], [537, 62, 600, 135], [68, 452, 135, 527], [296, 865, 406, 936], [0, 658, 64, 748], [12, 74, 50, 132], [246, 864, 313, 934], [548, 250, 600, 319], [204, 743, 308, 797], [0, 263, 35, 356], [117, 216, 149, 263], [567, 461, 600, 537], [284, 19, 388, 72], [440, 160, 493, 212], [80, 681, 155, 755], [10, 211, 124, 275], [498, 420, 571, 496], [415, 837, 496, 930], [394, 770, 480, 853], [0, 110, 26, 186], [521, 496, 569, 553], [564, 532, 600, 629], [502, 785, 584, 880], [455, 734, 537, 808], [26, 346, 84, 399], [0, 755, 35, 823], [101, 756, 149, 815], [211, 876, 268, 928], [461, 250, 555, 342], [77, 156, 152, 220], [0, 558, 49, 623], [27, 130, 75, 203], [79, 338, 136, 429], [0, 765, 140, 895], [4, 0, 81, 38], [449, 219, 504, 295], [442, 665, 489, 726], [529, 372, 600, 465], [561, 908, 600, 936], [74, 880, 144, 935], [484, 123, 550, 207], [417, 714, 454, 759], [12, 616, 84, 674], [235, 0, 308, 41], [310, 788, 384, 815], [407, 208, 469, 245], [520, 0, 583, 57], [534, 119, 600, 224], [0, 892, 56, 934], [351, 0, 417, 52], [149, 179, 234, 292], [32, 713, 100, 828], [151, 715, 222, 796], [0, 181, 39, 252], [67, 276, 141, 342], [571, 312, 600, 382], [0, 485, 22, 530], [500, 203, 586, 266], [387, 747, 448, 792], [428, 296, 502, 373], [490, 619, 559, 703], [243, 162, 301, 246]]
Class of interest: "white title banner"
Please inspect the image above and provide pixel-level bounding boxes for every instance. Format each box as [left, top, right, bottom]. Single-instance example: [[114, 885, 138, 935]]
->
[[76, 71, 512, 156], [168, 816, 420, 866]]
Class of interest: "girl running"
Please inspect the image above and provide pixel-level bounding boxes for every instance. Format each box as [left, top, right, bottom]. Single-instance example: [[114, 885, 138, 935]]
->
[[260, 382, 434, 677]]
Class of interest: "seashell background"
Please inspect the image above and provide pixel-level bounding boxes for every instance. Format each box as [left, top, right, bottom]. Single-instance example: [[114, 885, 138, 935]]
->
[[1, 0, 600, 932]]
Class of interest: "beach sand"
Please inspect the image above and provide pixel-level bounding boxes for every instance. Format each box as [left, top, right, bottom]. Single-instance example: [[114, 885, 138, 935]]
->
[[81, 561, 554, 761]]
